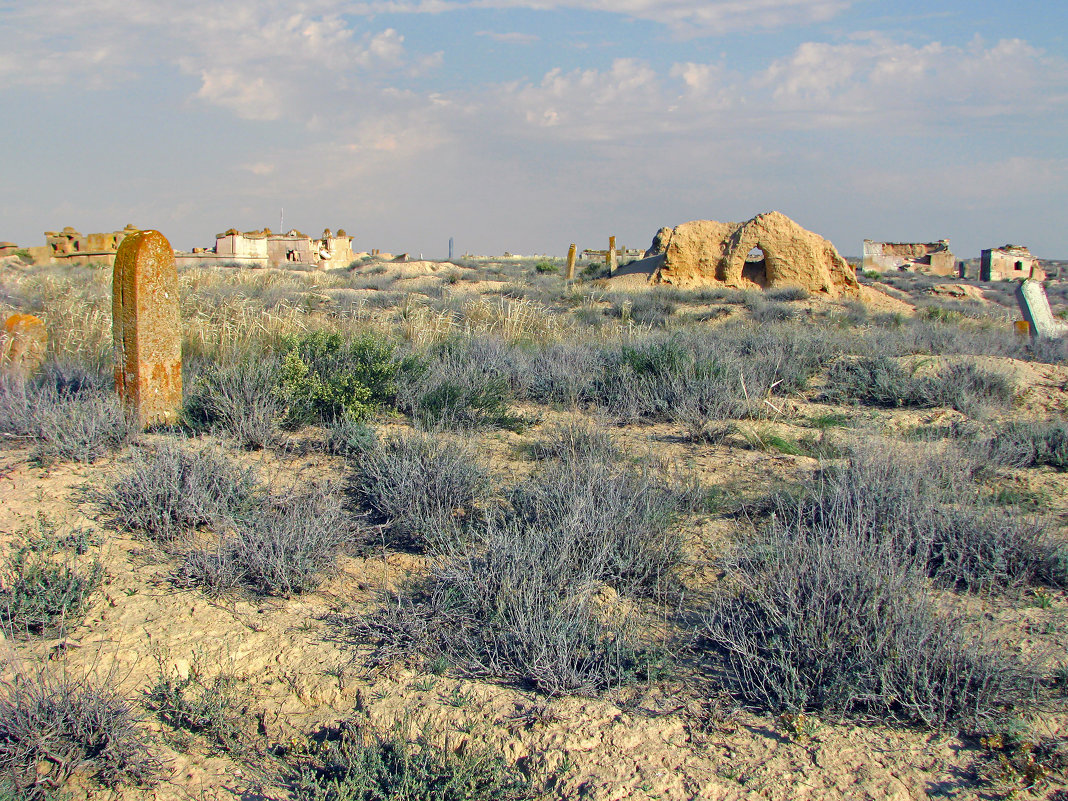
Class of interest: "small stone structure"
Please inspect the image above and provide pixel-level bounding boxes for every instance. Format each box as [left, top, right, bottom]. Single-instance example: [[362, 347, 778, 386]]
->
[[981, 245, 1040, 282], [113, 230, 182, 427], [644, 211, 858, 298], [1, 314, 47, 375], [862, 240, 956, 276], [1015, 277, 1068, 340]]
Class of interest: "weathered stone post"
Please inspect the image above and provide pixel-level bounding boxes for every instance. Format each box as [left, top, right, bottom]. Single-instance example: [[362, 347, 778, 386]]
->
[[566, 243, 577, 280], [608, 236, 617, 275], [113, 230, 182, 426], [1016, 278, 1068, 340], [1, 314, 48, 376]]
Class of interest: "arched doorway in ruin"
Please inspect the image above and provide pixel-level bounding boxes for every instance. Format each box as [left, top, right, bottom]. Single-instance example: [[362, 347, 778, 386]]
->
[[742, 246, 768, 287]]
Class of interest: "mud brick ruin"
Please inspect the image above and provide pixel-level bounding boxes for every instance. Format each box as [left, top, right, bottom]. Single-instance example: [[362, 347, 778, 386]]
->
[[6, 225, 356, 271], [981, 244, 1041, 282], [642, 211, 858, 298], [862, 239, 957, 276], [113, 230, 182, 427]]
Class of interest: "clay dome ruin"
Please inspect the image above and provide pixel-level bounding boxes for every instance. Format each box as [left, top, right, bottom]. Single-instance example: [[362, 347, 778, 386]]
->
[[642, 211, 858, 298]]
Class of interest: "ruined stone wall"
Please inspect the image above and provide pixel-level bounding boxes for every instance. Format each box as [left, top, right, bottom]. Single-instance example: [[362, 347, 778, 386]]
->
[[862, 240, 952, 272]]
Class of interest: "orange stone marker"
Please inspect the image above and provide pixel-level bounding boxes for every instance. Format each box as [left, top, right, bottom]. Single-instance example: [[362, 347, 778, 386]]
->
[[1, 313, 47, 375], [113, 230, 182, 426], [566, 243, 577, 280]]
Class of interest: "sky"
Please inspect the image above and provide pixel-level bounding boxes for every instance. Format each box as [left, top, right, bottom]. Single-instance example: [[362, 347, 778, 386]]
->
[[2, 0, 1066, 259]]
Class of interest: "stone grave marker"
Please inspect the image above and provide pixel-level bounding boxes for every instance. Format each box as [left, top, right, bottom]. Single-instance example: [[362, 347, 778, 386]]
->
[[1015, 278, 1068, 340], [113, 229, 182, 426], [1, 313, 47, 375]]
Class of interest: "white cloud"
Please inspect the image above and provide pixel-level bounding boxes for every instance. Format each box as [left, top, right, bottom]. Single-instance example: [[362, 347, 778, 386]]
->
[[476, 31, 541, 44], [195, 69, 283, 120], [759, 33, 1068, 127], [345, 0, 854, 34]]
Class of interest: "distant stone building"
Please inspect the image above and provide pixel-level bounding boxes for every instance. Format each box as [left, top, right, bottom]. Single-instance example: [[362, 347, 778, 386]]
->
[[862, 240, 956, 276], [980, 245, 1040, 282], [15, 225, 140, 266], [177, 227, 355, 269]]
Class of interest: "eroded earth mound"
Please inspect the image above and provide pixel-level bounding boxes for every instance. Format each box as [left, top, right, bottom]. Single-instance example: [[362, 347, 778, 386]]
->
[[646, 210, 858, 297]]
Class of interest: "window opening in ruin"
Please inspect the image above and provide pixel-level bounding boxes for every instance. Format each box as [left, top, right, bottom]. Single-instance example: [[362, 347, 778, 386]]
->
[[742, 246, 768, 287], [1015, 261, 1024, 271]]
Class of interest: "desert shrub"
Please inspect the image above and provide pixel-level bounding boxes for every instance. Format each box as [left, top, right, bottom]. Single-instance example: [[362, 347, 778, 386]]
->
[[394, 338, 528, 432], [289, 718, 535, 801], [354, 518, 656, 695], [593, 324, 837, 425], [102, 442, 260, 544], [1029, 335, 1068, 365], [747, 301, 798, 323], [415, 375, 525, 432], [534, 260, 559, 274], [0, 366, 136, 464], [824, 357, 1014, 414], [352, 431, 684, 694], [177, 482, 350, 596], [985, 421, 1068, 470], [279, 331, 400, 425], [702, 514, 1035, 727], [784, 443, 1061, 592], [183, 355, 287, 448], [580, 262, 610, 280], [146, 658, 248, 753], [608, 294, 677, 326], [324, 415, 376, 458], [353, 431, 490, 553], [525, 343, 604, 405], [508, 447, 684, 596], [0, 541, 101, 636], [528, 420, 620, 463], [0, 667, 159, 798], [823, 356, 927, 407], [930, 362, 1015, 415], [765, 286, 810, 302]]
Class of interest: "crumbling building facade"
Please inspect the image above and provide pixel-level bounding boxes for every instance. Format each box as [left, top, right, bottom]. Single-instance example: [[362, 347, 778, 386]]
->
[[862, 239, 956, 276], [980, 245, 1040, 282]]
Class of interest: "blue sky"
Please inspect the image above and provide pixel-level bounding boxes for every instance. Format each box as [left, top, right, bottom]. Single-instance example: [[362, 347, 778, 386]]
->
[[2, 0, 1066, 259]]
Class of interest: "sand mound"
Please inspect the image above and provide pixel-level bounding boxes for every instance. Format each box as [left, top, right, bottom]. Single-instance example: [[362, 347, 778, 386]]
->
[[646, 211, 858, 298], [857, 284, 915, 314], [928, 283, 987, 303], [348, 260, 471, 281]]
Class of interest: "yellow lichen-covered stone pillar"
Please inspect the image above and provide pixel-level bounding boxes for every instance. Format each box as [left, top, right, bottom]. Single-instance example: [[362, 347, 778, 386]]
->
[[1, 313, 48, 376], [112, 230, 182, 427], [608, 236, 617, 275], [566, 243, 577, 280]]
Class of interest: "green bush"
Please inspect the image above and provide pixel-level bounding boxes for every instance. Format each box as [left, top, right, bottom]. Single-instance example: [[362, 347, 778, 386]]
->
[[279, 331, 399, 425], [534, 260, 559, 274]]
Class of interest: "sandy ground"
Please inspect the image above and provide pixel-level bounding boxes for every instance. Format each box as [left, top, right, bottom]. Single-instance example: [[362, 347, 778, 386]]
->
[[1, 274, 1066, 800]]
